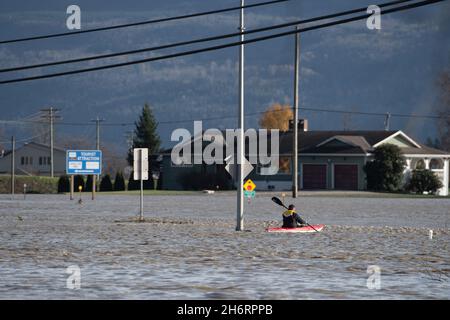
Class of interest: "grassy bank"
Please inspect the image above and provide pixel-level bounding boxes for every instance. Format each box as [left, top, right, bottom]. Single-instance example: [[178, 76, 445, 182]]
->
[[0, 175, 59, 194]]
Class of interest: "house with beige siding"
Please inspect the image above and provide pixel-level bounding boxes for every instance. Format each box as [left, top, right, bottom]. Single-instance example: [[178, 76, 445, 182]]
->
[[160, 123, 449, 196], [0, 142, 66, 176]]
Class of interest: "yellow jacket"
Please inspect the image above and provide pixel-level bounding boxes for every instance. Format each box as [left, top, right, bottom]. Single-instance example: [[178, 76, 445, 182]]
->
[[282, 209, 296, 217]]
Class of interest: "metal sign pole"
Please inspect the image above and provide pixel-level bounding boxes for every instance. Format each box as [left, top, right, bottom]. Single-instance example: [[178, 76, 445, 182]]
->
[[236, 0, 245, 231], [140, 148, 144, 221]]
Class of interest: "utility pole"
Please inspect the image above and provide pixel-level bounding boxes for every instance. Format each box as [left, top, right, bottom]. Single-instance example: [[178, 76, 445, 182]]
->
[[140, 149, 144, 222], [236, 0, 245, 231], [384, 113, 391, 131], [91, 116, 105, 150], [11, 136, 15, 197], [41, 107, 60, 178], [90, 117, 105, 200], [292, 26, 300, 198]]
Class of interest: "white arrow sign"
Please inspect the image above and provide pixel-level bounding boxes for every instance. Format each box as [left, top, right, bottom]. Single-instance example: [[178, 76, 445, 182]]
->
[[224, 154, 254, 181]]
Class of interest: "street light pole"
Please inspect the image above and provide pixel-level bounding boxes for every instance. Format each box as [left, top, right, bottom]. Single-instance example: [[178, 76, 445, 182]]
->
[[236, 0, 245, 231]]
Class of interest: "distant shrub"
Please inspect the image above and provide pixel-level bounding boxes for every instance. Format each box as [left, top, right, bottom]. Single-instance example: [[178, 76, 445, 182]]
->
[[100, 174, 113, 192], [406, 169, 443, 194], [179, 168, 231, 190], [127, 171, 160, 190], [74, 175, 85, 192], [85, 175, 93, 192], [127, 171, 140, 190], [57, 175, 70, 193], [114, 171, 126, 191]]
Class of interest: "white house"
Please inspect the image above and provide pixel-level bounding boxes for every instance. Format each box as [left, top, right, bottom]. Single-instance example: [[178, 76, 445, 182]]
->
[[0, 142, 66, 176]]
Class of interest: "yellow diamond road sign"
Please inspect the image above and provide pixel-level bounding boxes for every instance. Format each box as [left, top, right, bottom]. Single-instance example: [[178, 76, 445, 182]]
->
[[243, 179, 256, 192]]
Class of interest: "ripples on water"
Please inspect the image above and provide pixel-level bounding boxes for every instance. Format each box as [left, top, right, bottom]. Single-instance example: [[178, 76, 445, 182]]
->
[[0, 194, 449, 299]]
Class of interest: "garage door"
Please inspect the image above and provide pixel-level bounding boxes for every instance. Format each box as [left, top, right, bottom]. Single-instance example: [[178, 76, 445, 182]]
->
[[334, 164, 358, 190], [302, 164, 327, 189]]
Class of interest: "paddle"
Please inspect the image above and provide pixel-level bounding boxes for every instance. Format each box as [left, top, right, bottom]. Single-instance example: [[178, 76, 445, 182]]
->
[[271, 196, 320, 233]]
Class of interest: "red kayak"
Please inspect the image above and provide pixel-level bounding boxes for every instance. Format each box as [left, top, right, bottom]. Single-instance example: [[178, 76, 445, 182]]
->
[[266, 224, 325, 233]]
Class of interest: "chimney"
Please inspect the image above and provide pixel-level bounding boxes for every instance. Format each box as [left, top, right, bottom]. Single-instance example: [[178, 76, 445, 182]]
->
[[289, 119, 308, 132], [299, 119, 308, 132]]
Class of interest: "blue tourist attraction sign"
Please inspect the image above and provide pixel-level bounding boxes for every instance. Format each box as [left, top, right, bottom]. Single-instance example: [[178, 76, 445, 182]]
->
[[66, 150, 102, 175]]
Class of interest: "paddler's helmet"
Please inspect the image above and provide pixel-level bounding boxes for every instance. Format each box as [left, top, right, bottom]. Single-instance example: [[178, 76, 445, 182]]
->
[[288, 204, 295, 211]]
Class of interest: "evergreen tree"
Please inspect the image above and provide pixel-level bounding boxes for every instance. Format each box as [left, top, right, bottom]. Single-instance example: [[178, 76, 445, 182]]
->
[[114, 171, 126, 191], [127, 103, 161, 165], [364, 144, 406, 192], [100, 174, 113, 192], [57, 175, 70, 193], [127, 171, 140, 190], [74, 175, 85, 192], [85, 175, 93, 192]]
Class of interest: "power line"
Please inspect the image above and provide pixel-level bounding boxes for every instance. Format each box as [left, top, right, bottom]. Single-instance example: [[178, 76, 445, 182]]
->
[[0, 133, 47, 144], [0, 105, 448, 129], [0, 0, 289, 45], [0, 0, 413, 73], [0, 0, 444, 85]]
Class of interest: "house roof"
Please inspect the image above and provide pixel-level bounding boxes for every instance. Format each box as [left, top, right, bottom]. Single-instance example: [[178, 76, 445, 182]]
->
[[279, 130, 397, 154], [0, 141, 65, 157], [162, 129, 450, 157], [402, 144, 450, 156], [23, 141, 66, 153], [280, 131, 450, 156]]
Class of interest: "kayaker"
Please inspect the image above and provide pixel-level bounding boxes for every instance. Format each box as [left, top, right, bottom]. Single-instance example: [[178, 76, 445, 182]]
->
[[282, 204, 307, 228]]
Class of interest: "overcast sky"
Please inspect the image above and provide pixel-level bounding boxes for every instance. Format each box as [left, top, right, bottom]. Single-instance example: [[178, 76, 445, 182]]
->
[[0, 0, 449, 150]]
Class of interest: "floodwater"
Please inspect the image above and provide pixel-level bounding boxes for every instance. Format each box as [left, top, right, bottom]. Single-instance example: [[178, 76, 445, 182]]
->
[[0, 193, 449, 299]]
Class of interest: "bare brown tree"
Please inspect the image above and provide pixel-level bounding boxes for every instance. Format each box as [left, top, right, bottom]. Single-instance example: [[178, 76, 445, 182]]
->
[[101, 143, 128, 176], [58, 135, 127, 176], [31, 122, 50, 145], [259, 103, 293, 131]]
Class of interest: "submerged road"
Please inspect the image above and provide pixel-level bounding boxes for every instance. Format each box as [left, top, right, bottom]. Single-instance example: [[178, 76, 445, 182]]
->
[[0, 193, 449, 299]]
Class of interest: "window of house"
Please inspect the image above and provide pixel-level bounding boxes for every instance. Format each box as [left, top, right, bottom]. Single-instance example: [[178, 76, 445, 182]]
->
[[21, 157, 25, 165], [39, 157, 42, 165], [430, 159, 444, 170]]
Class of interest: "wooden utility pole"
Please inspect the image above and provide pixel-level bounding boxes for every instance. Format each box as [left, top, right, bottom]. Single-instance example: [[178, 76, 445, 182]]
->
[[41, 107, 60, 178], [91, 117, 104, 200], [11, 136, 15, 196], [292, 26, 300, 198], [70, 175, 74, 200]]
